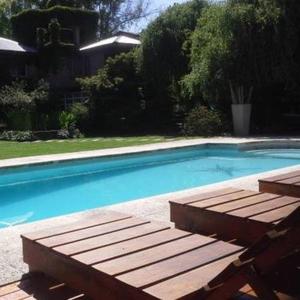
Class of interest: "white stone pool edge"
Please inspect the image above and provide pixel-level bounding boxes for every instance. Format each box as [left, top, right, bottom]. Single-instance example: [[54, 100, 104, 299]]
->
[[1, 136, 300, 169], [1, 137, 300, 285]]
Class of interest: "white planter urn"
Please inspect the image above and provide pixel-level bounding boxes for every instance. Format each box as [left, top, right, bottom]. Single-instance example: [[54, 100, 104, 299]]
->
[[231, 103, 252, 136]]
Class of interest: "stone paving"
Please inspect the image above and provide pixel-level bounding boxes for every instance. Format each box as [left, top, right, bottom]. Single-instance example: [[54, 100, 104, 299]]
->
[[1, 137, 300, 284]]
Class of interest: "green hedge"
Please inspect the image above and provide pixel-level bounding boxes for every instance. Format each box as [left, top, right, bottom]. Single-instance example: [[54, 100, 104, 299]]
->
[[183, 106, 224, 136], [11, 6, 98, 46]]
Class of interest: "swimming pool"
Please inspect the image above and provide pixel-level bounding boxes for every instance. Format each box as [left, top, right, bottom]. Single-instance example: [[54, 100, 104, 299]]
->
[[1, 145, 300, 227]]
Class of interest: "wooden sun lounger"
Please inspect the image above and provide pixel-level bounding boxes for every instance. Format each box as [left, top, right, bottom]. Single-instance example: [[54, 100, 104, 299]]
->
[[259, 170, 300, 197], [0, 273, 92, 300], [21, 209, 300, 300], [0, 276, 297, 300], [170, 187, 300, 245]]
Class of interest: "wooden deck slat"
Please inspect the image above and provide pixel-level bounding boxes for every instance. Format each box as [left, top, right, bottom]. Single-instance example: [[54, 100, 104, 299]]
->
[[116, 241, 242, 289], [250, 203, 300, 223], [277, 176, 300, 185], [54, 222, 170, 256], [210, 193, 281, 213], [21, 209, 300, 300], [73, 228, 191, 265], [228, 196, 300, 218], [93, 234, 220, 276], [170, 188, 300, 245], [22, 212, 131, 241], [190, 190, 260, 209], [259, 170, 300, 198], [259, 170, 300, 183], [169, 188, 241, 205], [144, 253, 239, 300], [38, 217, 150, 248]]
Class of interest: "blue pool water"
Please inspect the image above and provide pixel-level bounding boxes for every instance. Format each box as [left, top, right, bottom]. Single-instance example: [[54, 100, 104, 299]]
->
[[1, 145, 300, 228]]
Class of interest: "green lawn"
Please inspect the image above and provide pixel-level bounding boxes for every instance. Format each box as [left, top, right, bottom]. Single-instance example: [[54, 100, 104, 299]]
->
[[0, 136, 185, 160]]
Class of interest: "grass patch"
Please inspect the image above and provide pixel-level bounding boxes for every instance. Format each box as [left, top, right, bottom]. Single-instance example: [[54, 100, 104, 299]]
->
[[0, 136, 184, 160]]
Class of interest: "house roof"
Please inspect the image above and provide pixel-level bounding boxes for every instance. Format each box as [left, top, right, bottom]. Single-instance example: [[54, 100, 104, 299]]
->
[[80, 34, 141, 52], [0, 37, 36, 53]]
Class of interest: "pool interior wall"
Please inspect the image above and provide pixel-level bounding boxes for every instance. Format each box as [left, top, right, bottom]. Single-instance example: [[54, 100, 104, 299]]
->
[[1, 144, 300, 227]]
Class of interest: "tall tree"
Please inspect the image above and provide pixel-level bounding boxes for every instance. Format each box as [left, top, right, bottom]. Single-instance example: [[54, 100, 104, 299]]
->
[[183, 0, 300, 130], [139, 0, 207, 130], [0, 0, 150, 38], [78, 0, 150, 37]]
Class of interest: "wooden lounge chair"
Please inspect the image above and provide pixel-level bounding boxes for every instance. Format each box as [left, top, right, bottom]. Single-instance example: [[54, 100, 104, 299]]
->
[[0, 276, 296, 300], [0, 273, 92, 300], [259, 170, 300, 198], [21, 208, 300, 300], [170, 187, 300, 245]]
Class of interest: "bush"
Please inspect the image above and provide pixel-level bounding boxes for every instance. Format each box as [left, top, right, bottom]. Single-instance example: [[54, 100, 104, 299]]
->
[[57, 129, 69, 139], [6, 112, 33, 130], [183, 106, 224, 136], [58, 111, 76, 129], [78, 50, 144, 133], [0, 130, 36, 142], [69, 102, 89, 130], [0, 80, 49, 130]]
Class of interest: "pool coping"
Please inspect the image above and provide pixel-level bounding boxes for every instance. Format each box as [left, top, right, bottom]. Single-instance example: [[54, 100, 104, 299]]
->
[[1, 137, 300, 170]]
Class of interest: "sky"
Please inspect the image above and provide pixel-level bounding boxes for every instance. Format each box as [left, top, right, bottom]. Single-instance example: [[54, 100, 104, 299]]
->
[[129, 0, 187, 32], [130, 0, 221, 32]]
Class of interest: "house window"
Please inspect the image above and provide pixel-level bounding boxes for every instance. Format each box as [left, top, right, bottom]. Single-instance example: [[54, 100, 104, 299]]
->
[[11, 64, 30, 78]]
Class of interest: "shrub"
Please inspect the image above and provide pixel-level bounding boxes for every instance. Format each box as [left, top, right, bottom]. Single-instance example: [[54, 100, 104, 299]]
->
[[0, 80, 49, 130], [57, 129, 69, 139], [0, 130, 36, 142], [183, 105, 224, 136], [58, 111, 76, 129], [78, 50, 144, 133], [69, 102, 89, 130], [0, 81, 36, 112], [58, 110, 83, 138]]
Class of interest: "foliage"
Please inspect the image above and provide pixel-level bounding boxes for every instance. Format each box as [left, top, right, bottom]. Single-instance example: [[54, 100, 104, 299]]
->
[[0, 80, 49, 130], [138, 0, 207, 130], [6, 111, 33, 130], [0, 80, 49, 112], [69, 102, 89, 130], [58, 110, 76, 129], [0, 81, 35, 111], [57, 128, 70, 139], [47, 0, 80, 7], [75, 0, 150, 37], [78, 50, 144, 133], [183, 0, 300, 116], [0, 1, 12, 37], [3, 0, 148, 41], [58, 110, 83, 138], [11, 5, 98, 46], [183, 105, 224, 136], [0, 130, 36, 141]]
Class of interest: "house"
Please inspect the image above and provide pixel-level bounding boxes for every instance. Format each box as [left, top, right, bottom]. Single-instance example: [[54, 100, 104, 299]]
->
[[0, 31, 141, 106], [0, 37, 37, 83]]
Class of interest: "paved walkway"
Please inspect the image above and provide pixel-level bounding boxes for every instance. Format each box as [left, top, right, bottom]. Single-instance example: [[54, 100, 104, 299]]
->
[[1, 137, 300, 284]]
